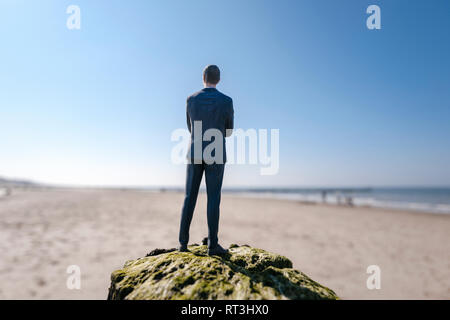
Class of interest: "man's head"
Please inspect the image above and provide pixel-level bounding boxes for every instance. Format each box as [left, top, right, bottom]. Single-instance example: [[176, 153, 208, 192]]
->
[[203, 65, 220, 87]]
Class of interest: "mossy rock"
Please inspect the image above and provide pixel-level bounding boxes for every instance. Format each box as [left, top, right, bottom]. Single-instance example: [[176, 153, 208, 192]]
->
[[107, 244, 338, 300]]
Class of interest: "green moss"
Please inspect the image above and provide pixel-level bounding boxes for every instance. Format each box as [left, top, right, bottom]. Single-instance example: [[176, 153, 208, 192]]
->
[[107, 244, 339, 300]]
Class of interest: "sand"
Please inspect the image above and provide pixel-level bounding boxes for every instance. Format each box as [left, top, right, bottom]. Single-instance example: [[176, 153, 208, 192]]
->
[[0, 188, 448, 299]]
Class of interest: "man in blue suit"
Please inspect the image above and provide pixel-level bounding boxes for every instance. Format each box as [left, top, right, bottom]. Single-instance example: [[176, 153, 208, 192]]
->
[[178, 65, 234, 255]]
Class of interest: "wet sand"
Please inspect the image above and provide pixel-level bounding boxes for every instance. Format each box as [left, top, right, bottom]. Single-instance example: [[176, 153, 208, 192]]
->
[[0, 188, 449, 299]]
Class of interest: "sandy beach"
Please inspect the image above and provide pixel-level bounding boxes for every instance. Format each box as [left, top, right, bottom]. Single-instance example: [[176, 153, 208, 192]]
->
[[0, 188, 449, 300]]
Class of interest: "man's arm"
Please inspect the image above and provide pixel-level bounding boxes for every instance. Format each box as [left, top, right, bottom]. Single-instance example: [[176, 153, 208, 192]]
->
[[186, 97, 191, 133], [225, 99, 234, 137]]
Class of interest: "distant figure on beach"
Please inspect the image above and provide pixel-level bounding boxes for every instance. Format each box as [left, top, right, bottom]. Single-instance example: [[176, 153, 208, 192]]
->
[[0, 187, 11, 197], [321, 190, 327, 203], [346, 196, 354, 207], [178, 65, 234, 255], [336, 193, 342, 205]]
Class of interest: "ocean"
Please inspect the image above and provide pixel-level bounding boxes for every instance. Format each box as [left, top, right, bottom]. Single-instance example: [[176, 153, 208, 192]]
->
[[222, 187, 450, 214]]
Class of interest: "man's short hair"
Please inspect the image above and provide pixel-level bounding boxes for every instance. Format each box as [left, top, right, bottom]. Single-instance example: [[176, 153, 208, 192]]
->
[[203, 65, 220, 85]]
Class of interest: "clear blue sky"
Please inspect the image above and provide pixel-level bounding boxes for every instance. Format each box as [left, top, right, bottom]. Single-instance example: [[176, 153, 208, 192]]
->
[[1, 0, 449, 187]]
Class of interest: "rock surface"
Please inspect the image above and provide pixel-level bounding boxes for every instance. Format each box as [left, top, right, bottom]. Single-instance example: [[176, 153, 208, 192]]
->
[[107, 244, 338, 300]]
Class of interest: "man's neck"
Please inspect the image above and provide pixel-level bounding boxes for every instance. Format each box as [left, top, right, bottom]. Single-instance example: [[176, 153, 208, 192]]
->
[[204, 83, 216, 89]]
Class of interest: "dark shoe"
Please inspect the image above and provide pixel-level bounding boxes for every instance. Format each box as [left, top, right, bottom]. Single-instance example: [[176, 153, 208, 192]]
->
[[178, 244, 189, 252], [208, 244, 228, 256]]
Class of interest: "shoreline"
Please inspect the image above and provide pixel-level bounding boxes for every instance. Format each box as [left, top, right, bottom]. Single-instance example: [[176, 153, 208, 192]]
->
[[4, 186, 449, 216], [224, 191, 450, 216]]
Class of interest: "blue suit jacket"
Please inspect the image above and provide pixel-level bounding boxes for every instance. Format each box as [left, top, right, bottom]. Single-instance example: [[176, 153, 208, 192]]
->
[[186, 88, 234, 164]]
